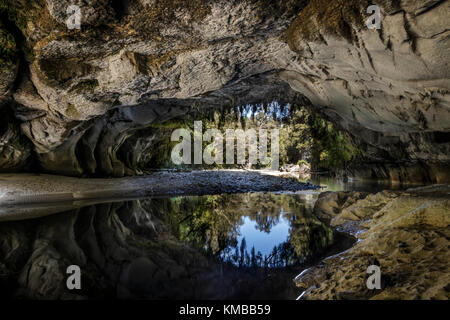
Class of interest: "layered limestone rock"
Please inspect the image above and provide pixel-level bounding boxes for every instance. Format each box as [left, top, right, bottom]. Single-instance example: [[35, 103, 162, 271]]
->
[[296, 185, 450, 299], [0, 0, 449, 177], [284, 0, 450, 164]]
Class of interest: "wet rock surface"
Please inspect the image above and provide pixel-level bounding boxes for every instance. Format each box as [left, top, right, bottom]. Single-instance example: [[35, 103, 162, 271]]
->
[[295, 185, 450, 299], [346, 161, 450, 185]]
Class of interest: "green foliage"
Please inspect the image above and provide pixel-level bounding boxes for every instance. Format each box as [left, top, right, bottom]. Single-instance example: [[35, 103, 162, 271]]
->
[[133, 102, 359, 172], [297, 159, 309, 166], [301, 108, 360, 170], [279, 108, 311, 165], [144, 119, 193, 169]]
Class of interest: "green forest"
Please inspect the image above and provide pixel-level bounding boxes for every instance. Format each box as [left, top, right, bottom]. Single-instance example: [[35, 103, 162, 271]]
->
[[133, 103, 360, 173]]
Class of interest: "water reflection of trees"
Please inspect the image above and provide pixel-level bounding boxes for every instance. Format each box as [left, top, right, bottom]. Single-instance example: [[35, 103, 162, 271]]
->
[[142, 193, 334, 269], [219, 238, 299, 268]]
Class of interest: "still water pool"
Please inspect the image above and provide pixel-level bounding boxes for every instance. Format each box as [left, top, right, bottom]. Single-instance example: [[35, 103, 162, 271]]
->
[[0, 190, 352, 299], [236, 215, 290, 257], [2, 175, 406, 299], [160, 192, 334, 269]]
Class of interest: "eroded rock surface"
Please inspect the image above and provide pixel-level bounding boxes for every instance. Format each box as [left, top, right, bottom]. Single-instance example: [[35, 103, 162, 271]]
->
[[296, 185, 450, 299], [0, 0, 449, 177], [0, 105, 32, 172]]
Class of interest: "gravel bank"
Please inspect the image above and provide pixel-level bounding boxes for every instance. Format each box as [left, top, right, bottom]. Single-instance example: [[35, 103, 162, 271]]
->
[[0, 170, 320, 221]]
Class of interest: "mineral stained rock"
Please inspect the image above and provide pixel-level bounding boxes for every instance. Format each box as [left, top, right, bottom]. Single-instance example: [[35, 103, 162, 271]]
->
[[296, 185, 450, 299], [0, 0, 448, 177]]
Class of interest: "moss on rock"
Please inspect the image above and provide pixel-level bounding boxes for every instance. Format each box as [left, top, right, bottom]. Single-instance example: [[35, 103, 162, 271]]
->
[[36, 57, 98, 87], [0, 0, 61, 63], [0, 21, 18, 67], [127, 0, 212, 40], [0, 0, 57, 36], [285, 0, 369, 51]]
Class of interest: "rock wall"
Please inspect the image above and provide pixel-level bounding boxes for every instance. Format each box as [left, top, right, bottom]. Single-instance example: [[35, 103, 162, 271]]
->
[[0, 0, 449, 177], [0, 104, 32, 172], [284, 0, 450, 163]]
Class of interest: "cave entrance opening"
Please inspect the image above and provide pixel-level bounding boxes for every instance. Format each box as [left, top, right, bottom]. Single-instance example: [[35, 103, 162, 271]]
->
[[117, 101, 359, 177]]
